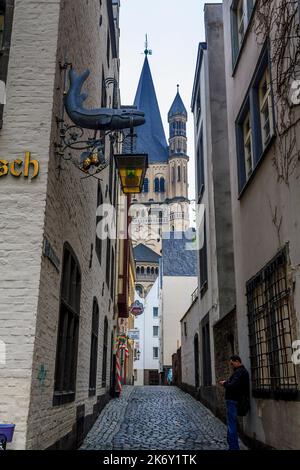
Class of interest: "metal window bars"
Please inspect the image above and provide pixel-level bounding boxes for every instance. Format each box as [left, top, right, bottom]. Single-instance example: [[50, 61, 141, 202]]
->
[[246, 246, 298, 400]]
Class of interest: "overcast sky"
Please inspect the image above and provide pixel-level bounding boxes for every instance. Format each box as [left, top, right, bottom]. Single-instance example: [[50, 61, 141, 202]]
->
[[119, 0, 220, 201]]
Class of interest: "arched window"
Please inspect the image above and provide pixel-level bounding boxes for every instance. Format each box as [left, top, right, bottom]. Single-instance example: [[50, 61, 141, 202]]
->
[[89, 299, 99, 396], [155, 267, 159, 275], [178, 166, 181, 182], [54, 243, 81, 405], [141, 266, 145, 275], [160, 177, 165, 193], [154, 177, 160, 193], [172, 167, 175, 183], [136, 266, 140, 275], [151, 267, 155, 275], [143, 177, 149, 193], [136, 285, 143, 297], [102, 316, 109, 387]]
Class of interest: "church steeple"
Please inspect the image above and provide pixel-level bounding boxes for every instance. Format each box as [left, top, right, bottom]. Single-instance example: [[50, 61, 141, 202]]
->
[[133, 56, 169, 163], [168, 86, 189, 201]]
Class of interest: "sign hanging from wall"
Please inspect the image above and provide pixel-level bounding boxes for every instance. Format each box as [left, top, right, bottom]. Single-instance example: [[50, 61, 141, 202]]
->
[[127, 329, 140, 341], [130, 300, 144, 317]]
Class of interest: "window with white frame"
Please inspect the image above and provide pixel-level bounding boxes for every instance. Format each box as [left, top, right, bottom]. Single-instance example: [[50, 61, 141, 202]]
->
[[243, 112, 253, 179], [259, 68, 273, 149], [153, 326, 159, 337], [153, 307, 159, 318], [153, 347, 159, 359], [231, 0, 255, 67], [236, 46, 275, 194], [237, 0, 246, 47]]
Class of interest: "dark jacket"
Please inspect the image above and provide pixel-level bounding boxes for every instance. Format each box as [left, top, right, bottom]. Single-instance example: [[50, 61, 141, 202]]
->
[[223, 365, 250, 402]]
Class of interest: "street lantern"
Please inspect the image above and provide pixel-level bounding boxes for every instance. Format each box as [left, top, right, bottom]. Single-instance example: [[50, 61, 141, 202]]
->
[[114, 153, 148, 194]]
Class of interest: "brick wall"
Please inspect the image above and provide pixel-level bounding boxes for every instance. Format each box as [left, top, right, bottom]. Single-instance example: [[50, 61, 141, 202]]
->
[[0, 0, 120, 449]]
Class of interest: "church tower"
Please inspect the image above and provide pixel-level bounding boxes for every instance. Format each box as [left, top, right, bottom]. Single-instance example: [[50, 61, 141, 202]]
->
[[130, 48, 190, 260], [167, 86, 190, 232]]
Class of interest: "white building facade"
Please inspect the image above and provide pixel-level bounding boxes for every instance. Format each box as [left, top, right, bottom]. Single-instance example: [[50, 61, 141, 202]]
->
[[133, 279, 160, 386]]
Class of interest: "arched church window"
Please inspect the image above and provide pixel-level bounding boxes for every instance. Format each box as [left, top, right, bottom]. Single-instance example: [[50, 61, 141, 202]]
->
[[136, 266, 140, 275], [147, 267, 151, 275], [141, 267, 145, 275], [143, 177, 149, 193], [151, 267, 155, 275], [160, 177, 165, 193], [178, 166, 181, 182], [172, 167, 175, 183], [155, 267, 159, 275], [154, 177, 160, 193]]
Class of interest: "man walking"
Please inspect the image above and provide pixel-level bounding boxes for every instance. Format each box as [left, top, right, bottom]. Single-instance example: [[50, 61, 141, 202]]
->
[[219, 355, 250, 450]]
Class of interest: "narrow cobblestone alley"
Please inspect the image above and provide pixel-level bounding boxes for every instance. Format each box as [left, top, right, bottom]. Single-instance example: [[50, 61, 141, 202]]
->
[[81, 387, 245, 450]]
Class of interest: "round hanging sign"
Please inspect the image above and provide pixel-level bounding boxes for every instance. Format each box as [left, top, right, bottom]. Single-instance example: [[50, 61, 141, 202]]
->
[[130, 300, 144, 316]]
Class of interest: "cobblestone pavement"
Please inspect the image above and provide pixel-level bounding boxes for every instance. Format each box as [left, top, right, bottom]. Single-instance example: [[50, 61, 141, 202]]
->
[[81, 386, 246, 450]]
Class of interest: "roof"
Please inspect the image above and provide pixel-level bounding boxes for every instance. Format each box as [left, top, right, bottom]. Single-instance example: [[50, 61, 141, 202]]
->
[[168, 89, 188, 120], [133, 56, 169, 163], [162, 232, 198, 277], [134, 244, 161, 263]]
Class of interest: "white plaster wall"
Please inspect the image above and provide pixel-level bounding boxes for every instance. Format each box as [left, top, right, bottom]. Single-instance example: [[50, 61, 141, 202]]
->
[[134, 279, 160, 380], [161, 276, 198, 367], [0, 0, 62, 450], [223, 0, 300, 449], [180, 298, 200, 387]]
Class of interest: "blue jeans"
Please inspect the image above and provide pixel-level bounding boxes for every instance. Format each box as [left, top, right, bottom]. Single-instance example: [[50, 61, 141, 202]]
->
[[226, 400, 240, 450]]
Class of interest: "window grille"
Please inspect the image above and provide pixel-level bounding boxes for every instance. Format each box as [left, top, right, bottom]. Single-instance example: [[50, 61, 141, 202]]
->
[[247, 247, 298, 400]]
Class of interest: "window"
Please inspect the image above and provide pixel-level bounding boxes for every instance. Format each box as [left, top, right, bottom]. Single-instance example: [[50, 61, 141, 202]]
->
[[153, 307, 159, 318], [143, 177, 149, 193], [89, 299, 99, 396], [154, 177, 160, 193], [172, 166, 175, 183], [153, 347, 159, 359], [54, 244, 81, 406], [247, 247, 298, 400], [183, 166, 186, 183], [160, 177, 165, 193], [153, 326, 159, 337], [95, 181, 103, 264], [106, 31, 110, 68], [106, 236, 111, 288], [231, 0, 255, 67], [184, 322, 187, 337], [0, 4, 4, 48], [0, 0, 15, 128], [102, 317, 109, 387], [243, 112, 253, 179], [199, 213, 208, 296], [202, 315, 212, 387], [236, 47, 274, 194], [177, 166, 181, 182], [110, 247, 115, 300], [196, 128, 205, 201], [259, 68, 273, 149], [237, 0, 246, 47]]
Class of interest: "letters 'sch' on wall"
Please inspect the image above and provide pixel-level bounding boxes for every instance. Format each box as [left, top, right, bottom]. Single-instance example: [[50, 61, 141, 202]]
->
[[0, 152, 39, 179]]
